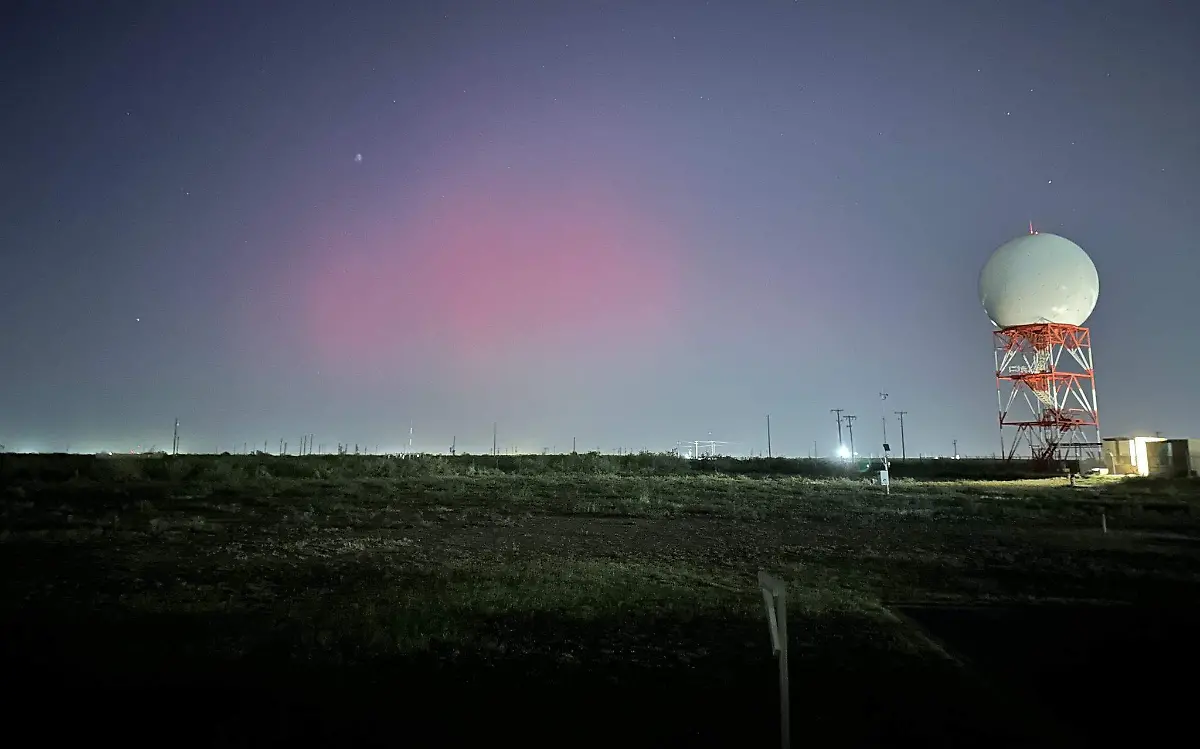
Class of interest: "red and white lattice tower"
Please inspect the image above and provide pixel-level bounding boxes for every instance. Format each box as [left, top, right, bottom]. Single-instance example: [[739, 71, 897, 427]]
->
[[994, 323, 1099, 460], [980, 229, 1101, 462]]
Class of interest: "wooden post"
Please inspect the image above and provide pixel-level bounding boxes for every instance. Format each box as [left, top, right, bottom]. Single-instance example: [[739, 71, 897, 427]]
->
[[758, 571, 789, 748]]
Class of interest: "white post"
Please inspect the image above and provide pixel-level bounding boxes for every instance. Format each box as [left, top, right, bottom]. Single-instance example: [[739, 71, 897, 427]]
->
[[758, 571, 789, 748], [881, 443, 892, 495]]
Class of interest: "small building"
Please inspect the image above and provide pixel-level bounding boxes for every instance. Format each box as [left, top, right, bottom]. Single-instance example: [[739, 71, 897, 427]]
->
[[1102, 436, 1199, 477]]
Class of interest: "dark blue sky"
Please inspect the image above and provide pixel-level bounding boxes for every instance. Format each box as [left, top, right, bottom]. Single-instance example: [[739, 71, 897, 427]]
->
[[2, 0, 1197, 456]]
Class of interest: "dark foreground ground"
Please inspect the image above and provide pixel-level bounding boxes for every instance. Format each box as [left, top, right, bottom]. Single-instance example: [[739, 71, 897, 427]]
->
[[3, 457, 1199, 746]]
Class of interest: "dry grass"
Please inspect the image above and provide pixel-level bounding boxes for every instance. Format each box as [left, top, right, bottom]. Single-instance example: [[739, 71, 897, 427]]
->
[[4, 465, 1197, 654], [2, 456, 1198, 744]]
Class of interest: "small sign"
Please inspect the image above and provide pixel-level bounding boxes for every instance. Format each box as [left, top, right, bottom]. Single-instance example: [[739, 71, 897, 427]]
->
[[879, 470, 890, 486]]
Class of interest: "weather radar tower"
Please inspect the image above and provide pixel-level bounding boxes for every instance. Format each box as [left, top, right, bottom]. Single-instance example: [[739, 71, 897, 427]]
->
[[980, 226, 1101, 462]]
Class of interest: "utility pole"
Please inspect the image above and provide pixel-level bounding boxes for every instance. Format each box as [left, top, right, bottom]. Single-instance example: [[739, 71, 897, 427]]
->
[[830, 409, 845, 452], [450, 435, 456, 456], [844, 414, 857, 459], [893, 411, 908, 459], [572, 436, 576, 453], [953, 439, 958, 459], [493, 422, 497, 457], [766, 414, 772, 458], [172, 418, 179, 455]]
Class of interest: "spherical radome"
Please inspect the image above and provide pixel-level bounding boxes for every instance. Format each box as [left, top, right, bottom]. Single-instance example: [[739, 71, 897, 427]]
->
[[979, 232, 1099, 328]]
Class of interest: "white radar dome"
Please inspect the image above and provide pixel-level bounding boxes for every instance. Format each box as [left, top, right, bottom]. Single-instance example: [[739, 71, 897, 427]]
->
[[979, 232, 1099, 328]]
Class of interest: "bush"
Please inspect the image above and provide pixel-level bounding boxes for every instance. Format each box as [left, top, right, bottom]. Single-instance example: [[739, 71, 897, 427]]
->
[[0, 451, 1073, 485]]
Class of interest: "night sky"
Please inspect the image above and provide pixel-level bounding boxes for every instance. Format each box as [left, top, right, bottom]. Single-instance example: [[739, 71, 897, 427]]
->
[[2, 0, 1197, 457]]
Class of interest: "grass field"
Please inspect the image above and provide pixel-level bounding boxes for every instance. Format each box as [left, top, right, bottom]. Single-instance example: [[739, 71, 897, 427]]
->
[[3, 453, 1199, 747]]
